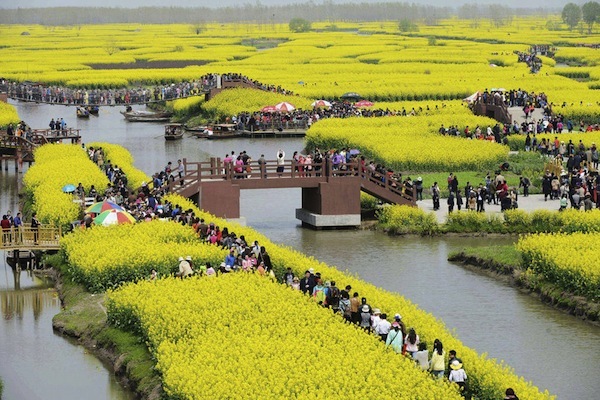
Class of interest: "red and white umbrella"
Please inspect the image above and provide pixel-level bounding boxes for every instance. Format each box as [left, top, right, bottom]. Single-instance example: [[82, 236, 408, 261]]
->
[[261, 105, 277, 113], [275, 102, 295, 112], [311, 99, 332, 108], [354, 100, 374, 108]]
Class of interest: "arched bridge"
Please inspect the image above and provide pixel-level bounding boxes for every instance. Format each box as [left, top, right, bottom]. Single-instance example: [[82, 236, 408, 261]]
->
[[172, 158, 415, 228]]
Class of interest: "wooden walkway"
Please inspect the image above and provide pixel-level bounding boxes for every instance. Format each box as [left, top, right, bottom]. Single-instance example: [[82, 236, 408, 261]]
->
[[1, 226, 62, 251], [173, 158, 415, 206]]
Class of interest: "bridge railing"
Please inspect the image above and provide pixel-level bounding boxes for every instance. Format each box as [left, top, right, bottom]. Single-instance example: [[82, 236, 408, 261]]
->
[[1, 225, 62, 249], [174, 157, 414, 203]]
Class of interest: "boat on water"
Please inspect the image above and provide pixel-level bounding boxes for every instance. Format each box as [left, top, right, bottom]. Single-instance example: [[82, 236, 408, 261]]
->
[[196, 123, 242, 140], [184, 124, 208, 135], [164, 123, 184, 141], [76, 107, 90, 118], [120, 107, 172, 122], [87, 105, 99, 115]]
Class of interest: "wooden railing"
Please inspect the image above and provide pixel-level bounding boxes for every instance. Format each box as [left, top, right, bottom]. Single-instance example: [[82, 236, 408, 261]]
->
[[1, 226, 62, 250], [169, 158, 414, 205]]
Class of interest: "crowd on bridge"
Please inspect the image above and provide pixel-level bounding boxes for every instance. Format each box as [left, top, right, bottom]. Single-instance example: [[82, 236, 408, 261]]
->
[[0, 72, 297, 106]]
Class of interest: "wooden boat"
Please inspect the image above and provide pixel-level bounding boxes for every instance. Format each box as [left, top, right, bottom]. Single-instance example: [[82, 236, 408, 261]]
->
[[87, 106, 99, 115], [164, 123, 184, 141], [197, 124, 242, 140], [183, 124, 208, 135], [76, 107, 90, 118], [120, 109, 172, 122]]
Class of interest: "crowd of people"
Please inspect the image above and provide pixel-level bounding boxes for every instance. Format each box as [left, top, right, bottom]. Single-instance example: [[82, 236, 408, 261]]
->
[[1, 73, 297, 106]]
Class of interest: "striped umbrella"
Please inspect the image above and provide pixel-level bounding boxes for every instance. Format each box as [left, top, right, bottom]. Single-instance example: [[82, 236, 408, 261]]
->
[[85, 200, 124, 214], [93, 209, 136, 226]]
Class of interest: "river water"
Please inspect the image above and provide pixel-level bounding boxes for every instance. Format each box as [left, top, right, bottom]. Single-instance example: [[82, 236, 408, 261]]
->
[[5, 101, 600, 399]]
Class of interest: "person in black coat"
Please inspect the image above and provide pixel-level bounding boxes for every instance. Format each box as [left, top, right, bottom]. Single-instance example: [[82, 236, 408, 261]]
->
[[542, 173, 552, 201], [299, 270, 316, 295]]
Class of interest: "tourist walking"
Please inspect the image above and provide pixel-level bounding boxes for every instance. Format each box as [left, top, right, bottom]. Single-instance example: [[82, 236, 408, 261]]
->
[[429, 339, 445, 379]]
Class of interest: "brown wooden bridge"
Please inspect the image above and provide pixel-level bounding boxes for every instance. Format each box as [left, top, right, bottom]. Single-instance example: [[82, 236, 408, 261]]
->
[[0, 130, 81, 170], [1, 226, 62, 251], [172, 158, 415, 228]]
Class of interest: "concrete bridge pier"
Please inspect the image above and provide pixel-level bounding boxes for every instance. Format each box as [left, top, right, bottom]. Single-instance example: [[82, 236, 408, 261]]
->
[[296, 178, 361, 229]]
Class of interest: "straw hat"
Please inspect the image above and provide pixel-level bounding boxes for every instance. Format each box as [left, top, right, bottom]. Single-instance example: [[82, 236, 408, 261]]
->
[[450, 360, 463, 370], [362, 305, 369, 312]]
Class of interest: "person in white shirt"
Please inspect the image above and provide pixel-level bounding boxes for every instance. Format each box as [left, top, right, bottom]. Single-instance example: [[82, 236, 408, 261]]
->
[[371, 308, 381, 334], [449, 360, 468, 394], [375, 313, 391, 342], [413, 342, 429, 370]]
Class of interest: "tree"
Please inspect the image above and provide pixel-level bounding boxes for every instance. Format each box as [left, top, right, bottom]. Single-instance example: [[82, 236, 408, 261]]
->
[[562, 3, 582, 30], [289, 18, 311, 33], [398, 18, 419, 32], [582, 1, 600, 33]]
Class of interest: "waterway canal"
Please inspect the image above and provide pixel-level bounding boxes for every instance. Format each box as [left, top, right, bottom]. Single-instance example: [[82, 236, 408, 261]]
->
[[5, 101, 600, 399]]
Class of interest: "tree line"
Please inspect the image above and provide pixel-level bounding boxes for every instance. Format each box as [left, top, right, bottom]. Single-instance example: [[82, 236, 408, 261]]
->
[[562, 1, 600, 32], [0, 3, 557, 25]]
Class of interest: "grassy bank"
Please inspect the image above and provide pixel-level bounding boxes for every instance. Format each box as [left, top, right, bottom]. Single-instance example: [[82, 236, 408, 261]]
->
[[379, 206, 600, 235], [48, 253, 163, 400], [448, 246, 600, 324]]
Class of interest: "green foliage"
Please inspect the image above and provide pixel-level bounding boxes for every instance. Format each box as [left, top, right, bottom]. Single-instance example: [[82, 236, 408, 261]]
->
[[562, 3, 582, 30], [289, 18, 312, 33], [377, 205, 440, 235], [582, 1, 600, 33], [398, 18, 419, 32]]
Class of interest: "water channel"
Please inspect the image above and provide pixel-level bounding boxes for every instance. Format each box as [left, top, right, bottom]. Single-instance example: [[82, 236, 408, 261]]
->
[[3, 101, 600, 399]]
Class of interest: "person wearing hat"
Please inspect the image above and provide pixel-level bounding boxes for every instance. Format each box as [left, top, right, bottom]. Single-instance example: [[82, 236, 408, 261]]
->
[[394, 314, 406, 339], [359, 305, 372, 332], [186, 256, 193, 270], [291, 276, 300, 290], [448, 359, 467, 394], [176, 256, 193, 278], [447, 350, 462, 377], [385, 322, 404, 353], [415, 177, 423, 201], [371, 308, 382, 332]]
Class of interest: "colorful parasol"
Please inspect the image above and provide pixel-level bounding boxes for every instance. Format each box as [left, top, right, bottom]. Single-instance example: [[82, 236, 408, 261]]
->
[[354, 100, 374, 108], [93, 209, 136, 226], [261, 105, 277, 113], [275, 102, 296, 112], [85, 200, 124, 214], [311, 99, 332, 108]]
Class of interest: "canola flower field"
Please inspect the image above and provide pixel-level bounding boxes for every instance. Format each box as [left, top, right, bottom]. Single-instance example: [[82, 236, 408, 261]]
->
[[518, 233, 600, 302], [4, 18, 600, 171], [9, 13, 600, 397], [1, 18, 600, 120], [21, 142, 553, 399], [107, 275, 463, 400], [22, 142, 150, 227]]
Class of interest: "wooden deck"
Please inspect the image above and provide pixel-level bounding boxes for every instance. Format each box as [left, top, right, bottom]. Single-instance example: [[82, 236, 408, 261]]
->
[[1, 226, 62, 251]]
